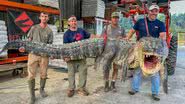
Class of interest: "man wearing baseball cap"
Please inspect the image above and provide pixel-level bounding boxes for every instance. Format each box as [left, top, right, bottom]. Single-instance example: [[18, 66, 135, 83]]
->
[[149, 4, 159, 11], [126, 4, 166, 101], [111, 12, 120, 18], [102, 12, 125, 92]]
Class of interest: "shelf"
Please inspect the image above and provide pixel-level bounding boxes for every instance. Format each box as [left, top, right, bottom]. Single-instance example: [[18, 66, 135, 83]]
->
[[0, 56, 28, 65], [0, 1, 59, 15]]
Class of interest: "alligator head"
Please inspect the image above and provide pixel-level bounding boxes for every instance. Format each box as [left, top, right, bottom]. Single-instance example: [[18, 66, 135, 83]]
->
[[131, 37, 169, 76]]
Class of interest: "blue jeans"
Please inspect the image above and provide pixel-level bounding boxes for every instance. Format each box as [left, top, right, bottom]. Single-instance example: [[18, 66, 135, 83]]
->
[[131, 67, 160, 95]]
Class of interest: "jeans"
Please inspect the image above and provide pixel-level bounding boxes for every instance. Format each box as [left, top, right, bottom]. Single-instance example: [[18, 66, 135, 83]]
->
[[131, 67, 160, 95]]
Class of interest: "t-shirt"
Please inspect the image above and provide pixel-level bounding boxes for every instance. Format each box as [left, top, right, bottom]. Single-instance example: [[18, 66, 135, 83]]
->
[[27, 24, 53, 56], [63, 28, 90, 43], [102, 24, 125, 39], [133, 18, 166, 40], [27, 24, 53, 44]]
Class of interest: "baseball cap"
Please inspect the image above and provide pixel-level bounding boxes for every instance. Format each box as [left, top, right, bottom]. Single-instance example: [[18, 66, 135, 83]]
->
[[149, 4, 159, 11], [111, 12, 119, 18]]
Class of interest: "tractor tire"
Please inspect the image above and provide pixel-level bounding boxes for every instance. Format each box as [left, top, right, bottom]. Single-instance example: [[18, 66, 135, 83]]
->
[[166, 35, 178, 75]]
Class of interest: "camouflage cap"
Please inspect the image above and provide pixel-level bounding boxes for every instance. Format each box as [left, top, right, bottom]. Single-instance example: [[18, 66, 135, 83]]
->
[[111, 12, 119, 18]]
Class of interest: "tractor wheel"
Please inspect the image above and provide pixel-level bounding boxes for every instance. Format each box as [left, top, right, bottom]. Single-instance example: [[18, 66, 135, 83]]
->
[[166, 35, 178, 75]]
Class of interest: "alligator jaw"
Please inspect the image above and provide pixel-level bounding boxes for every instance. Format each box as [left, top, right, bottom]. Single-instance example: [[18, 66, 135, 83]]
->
[[140, 52, 162, 76]]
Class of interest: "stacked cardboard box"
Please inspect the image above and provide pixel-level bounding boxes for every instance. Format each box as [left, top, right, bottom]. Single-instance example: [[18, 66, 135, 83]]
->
[[82, 0, 105, 18], [24, 0, 59, 8], [0, 20, 8, 58]]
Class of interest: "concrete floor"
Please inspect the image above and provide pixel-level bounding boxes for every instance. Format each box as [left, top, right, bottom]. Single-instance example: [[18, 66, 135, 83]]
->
[[0, 48, 185, 104]]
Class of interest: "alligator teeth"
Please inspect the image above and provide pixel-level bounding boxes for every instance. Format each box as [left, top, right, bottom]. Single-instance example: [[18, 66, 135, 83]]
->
[[146, 55, 150, 58]]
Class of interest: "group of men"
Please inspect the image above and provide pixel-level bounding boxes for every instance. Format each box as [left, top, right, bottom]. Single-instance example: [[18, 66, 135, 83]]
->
[[25, 4, 166, 104]]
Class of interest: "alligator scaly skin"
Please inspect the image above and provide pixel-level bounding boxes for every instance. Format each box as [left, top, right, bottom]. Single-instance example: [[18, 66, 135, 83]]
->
[[0, 38, 104, 59], [0, 37, 168, 78]]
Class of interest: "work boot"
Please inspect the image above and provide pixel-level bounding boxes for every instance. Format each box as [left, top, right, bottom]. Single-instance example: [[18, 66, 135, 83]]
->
[[104, 81, 109, 92], [40, 78, 48, 98], [128, 90, 138, 95], [77, 88, 89, 96], [28, 79, 35, 104], [110, 81, 117, 92], [152, 94, 160, 101], [67, 89, 75, 97]]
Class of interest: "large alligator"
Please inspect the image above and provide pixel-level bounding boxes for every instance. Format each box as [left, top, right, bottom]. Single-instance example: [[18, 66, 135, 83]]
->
[[0, 37, 169, 93], [0, 38, 105, 59]]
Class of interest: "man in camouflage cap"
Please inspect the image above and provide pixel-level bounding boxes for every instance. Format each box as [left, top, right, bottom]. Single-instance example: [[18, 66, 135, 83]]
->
[[102, 12, 126, 92]]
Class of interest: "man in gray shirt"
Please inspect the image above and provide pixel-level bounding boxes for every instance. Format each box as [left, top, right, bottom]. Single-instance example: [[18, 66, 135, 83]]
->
[[26, 12, 53, 104], [102, 12, 125, 92]]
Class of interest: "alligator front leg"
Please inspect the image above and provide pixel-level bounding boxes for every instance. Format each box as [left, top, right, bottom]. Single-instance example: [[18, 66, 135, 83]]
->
[[120, 59, 129, 82]]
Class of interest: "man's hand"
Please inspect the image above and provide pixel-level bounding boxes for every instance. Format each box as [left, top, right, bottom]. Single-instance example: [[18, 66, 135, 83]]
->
[[63, 57, 71, 62], [123, 37, 130, 41], [126, 29, 135, 41], [159, 32, 166, 41], [50, 56, 55, 60], [19, 47, 25, 53], [117, 36, 123, 39], [28, 37, 32, 41]]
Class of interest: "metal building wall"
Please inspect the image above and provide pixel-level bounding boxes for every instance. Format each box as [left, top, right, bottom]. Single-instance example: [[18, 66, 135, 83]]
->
[[59, 0, 81, 20]]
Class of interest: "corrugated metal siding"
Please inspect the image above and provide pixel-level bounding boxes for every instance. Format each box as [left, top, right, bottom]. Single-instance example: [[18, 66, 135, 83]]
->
[[60, 0, 81, 20]]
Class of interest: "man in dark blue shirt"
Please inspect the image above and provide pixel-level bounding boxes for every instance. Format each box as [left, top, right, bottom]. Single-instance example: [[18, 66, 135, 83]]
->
[[132, 16, 166, 39], [63, 25, 90, 43], [63, 15, 94, 97], [126, 4, 166, 101], [127, 5, 166, 40]]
